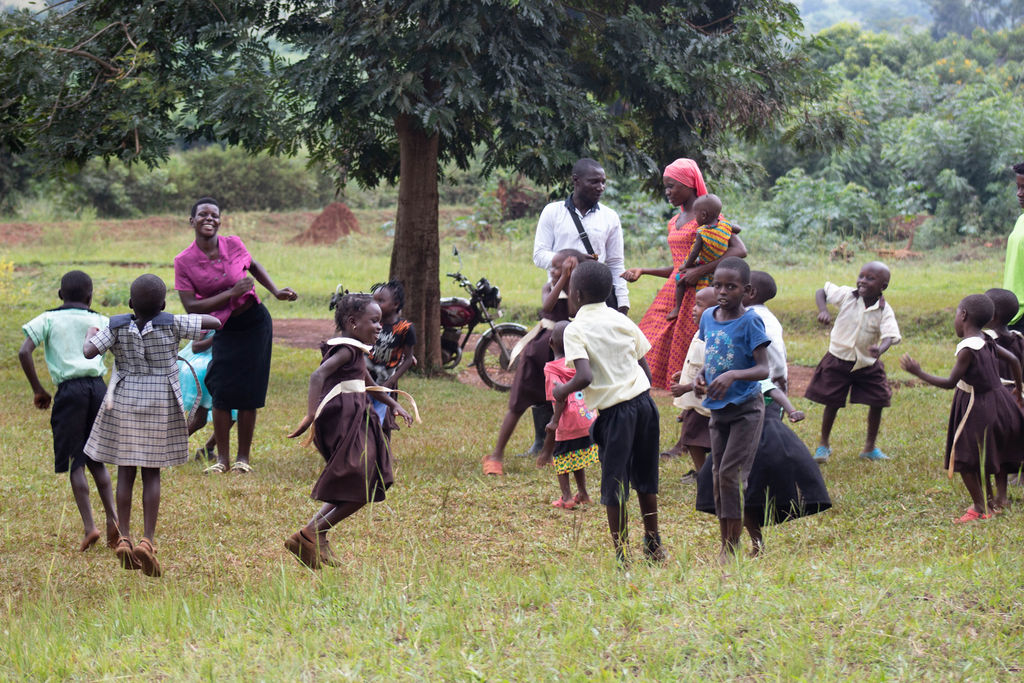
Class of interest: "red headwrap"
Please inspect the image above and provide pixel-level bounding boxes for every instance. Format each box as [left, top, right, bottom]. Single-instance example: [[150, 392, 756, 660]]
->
[[663, 158, 708, 197]]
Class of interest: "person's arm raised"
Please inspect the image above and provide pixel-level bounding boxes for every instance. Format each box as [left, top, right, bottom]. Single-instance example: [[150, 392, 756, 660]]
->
[[249, 260, 297, 301], [900, 349, 972, 390], [621, 265, 674, 282]]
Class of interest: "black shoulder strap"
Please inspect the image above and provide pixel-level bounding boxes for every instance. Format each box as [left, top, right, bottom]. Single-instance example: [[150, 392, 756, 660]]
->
[[564, 196, 596, 256]]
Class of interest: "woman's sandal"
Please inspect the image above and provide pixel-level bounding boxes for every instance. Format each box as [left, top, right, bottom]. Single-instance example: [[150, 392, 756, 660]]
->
[[203, 462, 227, 474], [230, 460, 253, 474], [551, 497, 578, 510], [115, 537, 142, 571], [132, 538, 162, 577]]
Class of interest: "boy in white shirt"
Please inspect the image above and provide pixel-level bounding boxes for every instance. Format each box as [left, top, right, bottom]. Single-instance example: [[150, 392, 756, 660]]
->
[[554, 261, 662, 565], [804, 262, 901, 462]]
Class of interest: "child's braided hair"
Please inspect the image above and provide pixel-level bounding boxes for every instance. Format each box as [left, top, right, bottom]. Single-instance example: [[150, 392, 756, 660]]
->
[[370, 280, 406, 312], [333, 293, 376, 332]]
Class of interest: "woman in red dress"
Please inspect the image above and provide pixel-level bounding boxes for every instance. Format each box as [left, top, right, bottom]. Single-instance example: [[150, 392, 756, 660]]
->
[[622, 159, 747, 391]]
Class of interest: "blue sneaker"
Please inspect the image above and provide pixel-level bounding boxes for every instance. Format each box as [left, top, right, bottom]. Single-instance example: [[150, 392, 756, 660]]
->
[[859, 447, 889, 461], [813, 446, 831, 463]]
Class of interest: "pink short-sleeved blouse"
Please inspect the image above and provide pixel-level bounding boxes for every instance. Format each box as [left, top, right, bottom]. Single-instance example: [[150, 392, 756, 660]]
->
[[174, 235, 260, 324]]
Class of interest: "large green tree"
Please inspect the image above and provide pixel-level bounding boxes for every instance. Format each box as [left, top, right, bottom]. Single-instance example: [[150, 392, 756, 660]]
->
[[1, 1, 826, 369]]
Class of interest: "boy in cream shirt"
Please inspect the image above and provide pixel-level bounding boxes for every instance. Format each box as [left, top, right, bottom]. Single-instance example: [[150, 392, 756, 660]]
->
[[554, 261, 663, 565]]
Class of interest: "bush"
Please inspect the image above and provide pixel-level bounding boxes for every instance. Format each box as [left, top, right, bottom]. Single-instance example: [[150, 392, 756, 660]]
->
[[170, 146, 332, 213], [747, 168, 883, 248], [42, 145, 336, 218]]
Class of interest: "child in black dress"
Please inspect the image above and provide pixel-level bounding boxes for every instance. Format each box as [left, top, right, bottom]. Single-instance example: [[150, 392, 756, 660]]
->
[[483, 248, 585, 475], [286, 294, 413, 569], [369, 280, 416, 432], [900, 294, 1024, 521], [984, 288, 1024, 385]]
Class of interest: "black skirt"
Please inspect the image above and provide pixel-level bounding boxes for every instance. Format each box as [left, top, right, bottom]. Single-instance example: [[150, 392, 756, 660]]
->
[[696, 405, 832, 525], [206, 303, 273, 410]]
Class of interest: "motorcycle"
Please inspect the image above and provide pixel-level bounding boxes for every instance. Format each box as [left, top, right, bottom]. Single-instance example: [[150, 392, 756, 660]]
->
[[441, 246, 527, 391]]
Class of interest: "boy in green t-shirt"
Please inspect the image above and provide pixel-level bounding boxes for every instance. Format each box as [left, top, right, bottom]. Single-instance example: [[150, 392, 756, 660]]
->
[[19, 270, 118, 551]]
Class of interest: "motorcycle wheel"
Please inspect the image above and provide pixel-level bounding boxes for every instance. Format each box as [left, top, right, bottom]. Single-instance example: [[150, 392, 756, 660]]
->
[[473, 323, 528, 392]]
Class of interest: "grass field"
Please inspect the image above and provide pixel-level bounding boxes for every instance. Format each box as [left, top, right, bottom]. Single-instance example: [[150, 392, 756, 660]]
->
[[1, 212, 1022, 680]]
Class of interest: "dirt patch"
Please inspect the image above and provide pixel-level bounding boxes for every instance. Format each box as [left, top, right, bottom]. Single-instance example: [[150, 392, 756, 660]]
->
[[293, 202, 360, 245], [272, 322, 850, 396], [274, 318, 336, 349]]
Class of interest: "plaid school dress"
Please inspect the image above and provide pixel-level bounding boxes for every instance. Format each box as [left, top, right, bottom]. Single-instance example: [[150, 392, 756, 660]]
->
[[84, 313, 206, 468]]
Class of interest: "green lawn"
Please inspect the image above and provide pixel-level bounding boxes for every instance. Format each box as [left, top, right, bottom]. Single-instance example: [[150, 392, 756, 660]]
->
[[1, 215, 1021, 680]]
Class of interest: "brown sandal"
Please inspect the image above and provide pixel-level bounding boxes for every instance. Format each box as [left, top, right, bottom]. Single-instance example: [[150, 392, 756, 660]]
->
[[284, 529, 322, 570], [115, 537, 141, 571], [132, 538, 163, 577]]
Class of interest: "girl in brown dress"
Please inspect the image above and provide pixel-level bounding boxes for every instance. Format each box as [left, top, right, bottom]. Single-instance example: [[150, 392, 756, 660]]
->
[[286, 294, 412, 569], [901, 294, 1024, 522]]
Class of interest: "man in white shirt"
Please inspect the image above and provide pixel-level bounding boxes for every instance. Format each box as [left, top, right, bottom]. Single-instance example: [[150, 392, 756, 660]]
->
[[533, 158, 629, 314]]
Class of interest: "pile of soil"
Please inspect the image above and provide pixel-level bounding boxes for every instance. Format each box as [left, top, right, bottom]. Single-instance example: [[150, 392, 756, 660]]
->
[[293, 202, 360, 245]]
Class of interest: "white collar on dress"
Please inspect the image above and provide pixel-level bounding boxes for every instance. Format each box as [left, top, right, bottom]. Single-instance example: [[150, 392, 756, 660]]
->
[[955, 336, 985, 355], [325, 336, 373, 353]]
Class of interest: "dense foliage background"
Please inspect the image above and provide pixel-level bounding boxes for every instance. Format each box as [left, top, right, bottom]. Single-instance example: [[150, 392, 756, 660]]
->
[[2, 2, 1023, 254]]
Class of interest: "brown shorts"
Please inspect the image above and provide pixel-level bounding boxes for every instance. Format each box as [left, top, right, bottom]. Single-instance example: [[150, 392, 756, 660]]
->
[[804, 352, 891, 408], [680, 410, 711, 449]]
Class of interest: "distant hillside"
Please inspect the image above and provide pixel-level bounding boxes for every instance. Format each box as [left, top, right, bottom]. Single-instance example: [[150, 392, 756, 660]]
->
[[797, 0, 931, 33]]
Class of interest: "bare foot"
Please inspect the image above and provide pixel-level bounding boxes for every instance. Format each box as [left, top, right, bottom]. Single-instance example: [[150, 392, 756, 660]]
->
[[80, 528, 101, 552], [665, 308, 679, 321], [105, 519, 120, 548], [535, 453, 553, 468], [573, 492, 592, 506], [749, 539, 765, 558]]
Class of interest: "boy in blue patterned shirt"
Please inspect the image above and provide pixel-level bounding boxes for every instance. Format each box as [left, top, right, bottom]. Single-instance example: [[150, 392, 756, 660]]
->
[[696, 257, 770, 564]]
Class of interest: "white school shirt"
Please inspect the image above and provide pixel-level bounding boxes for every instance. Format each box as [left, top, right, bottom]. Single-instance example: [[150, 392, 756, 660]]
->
[[532, 200, 629, 309], [823, 282, 901, 371], [562, 302, 650, 411], [672, 332, 711, 416], [750, 303, 788, 382]]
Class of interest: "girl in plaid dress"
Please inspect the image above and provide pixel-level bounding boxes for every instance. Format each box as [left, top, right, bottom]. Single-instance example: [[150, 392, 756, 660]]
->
[[84, 275, 220, 577]]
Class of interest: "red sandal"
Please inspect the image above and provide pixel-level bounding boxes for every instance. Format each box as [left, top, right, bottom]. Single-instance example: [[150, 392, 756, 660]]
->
[[551, 497, 578, 510], [954, 507, 992, 524]]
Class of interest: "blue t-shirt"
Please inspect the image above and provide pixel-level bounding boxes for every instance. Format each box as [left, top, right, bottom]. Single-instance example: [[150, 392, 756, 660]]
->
[[698, 306, 771, 410]]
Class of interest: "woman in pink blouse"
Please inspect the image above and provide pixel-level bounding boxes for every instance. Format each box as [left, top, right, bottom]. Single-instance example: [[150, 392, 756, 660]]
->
[[174, 197, 298, 474]]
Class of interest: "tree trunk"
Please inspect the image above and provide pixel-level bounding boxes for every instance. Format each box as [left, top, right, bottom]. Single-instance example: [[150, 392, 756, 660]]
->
[[391, 114, 442, 372]]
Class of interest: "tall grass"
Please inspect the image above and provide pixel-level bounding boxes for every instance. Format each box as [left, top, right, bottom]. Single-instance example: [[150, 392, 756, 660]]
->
[[1, 215, 1020, 679]]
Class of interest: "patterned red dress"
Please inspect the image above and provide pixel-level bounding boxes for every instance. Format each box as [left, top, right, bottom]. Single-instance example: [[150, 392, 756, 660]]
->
[[638, 212, 701, 390]]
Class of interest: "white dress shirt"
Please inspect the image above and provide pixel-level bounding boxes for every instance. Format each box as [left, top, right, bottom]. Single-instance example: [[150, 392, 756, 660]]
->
[[532, 199, 628, 309]]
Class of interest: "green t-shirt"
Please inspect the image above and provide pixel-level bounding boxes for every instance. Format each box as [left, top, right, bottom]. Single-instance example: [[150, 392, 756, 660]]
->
[[1004, 213, 1024, 324], [22, 307, 109, 385]]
